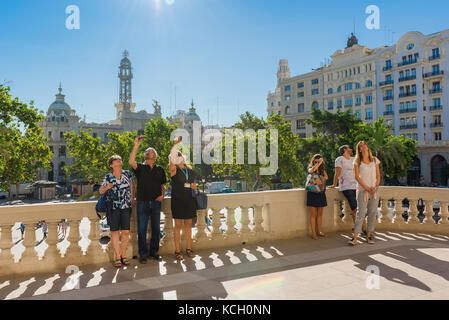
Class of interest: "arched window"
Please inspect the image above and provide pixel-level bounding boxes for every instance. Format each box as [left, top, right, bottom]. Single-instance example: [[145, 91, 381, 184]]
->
[[285, 106, 290, 114], [328, 88, 333, 95], [366, 80, 372, 87], [431, 155, 448, 186], [338, 86, 342, 92], [312, 101, 319, 109]]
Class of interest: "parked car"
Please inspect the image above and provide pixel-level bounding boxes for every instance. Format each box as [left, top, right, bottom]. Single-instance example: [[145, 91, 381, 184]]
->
[[218, 187, 237, 194], [206, 182, 229, 194]]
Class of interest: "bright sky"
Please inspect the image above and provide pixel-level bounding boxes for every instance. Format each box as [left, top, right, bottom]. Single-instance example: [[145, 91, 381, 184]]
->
[[1, 0, 448, 127]]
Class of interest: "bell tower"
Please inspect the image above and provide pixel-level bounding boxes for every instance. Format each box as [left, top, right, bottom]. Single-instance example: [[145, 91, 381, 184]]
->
[[115, 50, 136, 118]]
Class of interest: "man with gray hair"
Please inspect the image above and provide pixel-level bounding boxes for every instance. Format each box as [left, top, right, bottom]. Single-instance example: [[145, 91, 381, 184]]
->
[[129, 137, 167, 263]]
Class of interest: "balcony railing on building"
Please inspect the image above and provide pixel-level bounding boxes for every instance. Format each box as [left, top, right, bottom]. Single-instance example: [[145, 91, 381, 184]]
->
[[429, 88, 442, 95], [383, 96, 393, 101], [398, 75, 417, 82], [400, 124, 418, 130], [398, 58, 419, 67], [429, 54, 441, 62], [424, 70, 444, 78], [430, 122, 443, 128], [379, 80, 394, 86], [399, 92, 417, 98], [383, 65, 393, 72], [344, 103, 352, 108], [399, 107, 418, 114], [383, 110, 394, 116], [429, 105, 443, 112]]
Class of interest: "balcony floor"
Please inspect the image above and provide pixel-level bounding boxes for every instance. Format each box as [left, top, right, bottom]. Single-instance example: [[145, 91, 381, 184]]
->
[[3, 231, 449, 300]]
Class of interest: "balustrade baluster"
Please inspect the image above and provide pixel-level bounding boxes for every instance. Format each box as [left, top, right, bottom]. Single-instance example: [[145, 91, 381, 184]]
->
[[211, 208, 222, 238], [252, 205, 265, 233], [239, 206, 251, 235], [0, 224, 14, 262], [66, 219, 82, 258], [44, 220, 61, 259], [393, 198, 405, 224], [423, 200, 434, 224], [334, 200, 343, 225], [438, 201, 449, 225], [20, 221, 37, 262], [379, 198, 390, 224], [162, 209, 174, 243], [407, 199, 419, 224], [225, 207, 237, 238], [194, 209, 208, 242], [342, 200, 353, 224]]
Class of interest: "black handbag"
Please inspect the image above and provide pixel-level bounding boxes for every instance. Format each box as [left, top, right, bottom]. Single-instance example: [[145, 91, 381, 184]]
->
[[194, 190, 208, 210]]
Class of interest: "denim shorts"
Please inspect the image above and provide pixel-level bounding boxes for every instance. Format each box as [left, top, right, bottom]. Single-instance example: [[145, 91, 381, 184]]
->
[[342, 189, 357, 211], [108, 207, 131, 231]]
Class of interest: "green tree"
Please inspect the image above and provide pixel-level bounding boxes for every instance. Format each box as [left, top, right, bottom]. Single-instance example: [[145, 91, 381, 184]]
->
[[353, 118, 418, 182], [0, 85, 52, 198]]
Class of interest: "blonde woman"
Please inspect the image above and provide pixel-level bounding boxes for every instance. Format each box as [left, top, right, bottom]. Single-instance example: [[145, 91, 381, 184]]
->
[[348, 141, 380, 246], [306, 154, 328, 240], [169, 136, 198, 261]]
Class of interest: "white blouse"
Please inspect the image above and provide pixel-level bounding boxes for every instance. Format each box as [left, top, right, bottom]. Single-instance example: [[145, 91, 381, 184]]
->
[[355, 157, 380, 188]]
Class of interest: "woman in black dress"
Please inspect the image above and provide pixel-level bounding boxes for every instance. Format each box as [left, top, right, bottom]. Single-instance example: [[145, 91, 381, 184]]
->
[[169, 136, 198, 261], [306, 154, 328, 240]]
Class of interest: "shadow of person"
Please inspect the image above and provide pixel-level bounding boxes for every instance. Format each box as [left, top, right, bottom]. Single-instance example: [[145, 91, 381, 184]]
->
[[351, 251, 432, 292], [382, 245, 449, 282]]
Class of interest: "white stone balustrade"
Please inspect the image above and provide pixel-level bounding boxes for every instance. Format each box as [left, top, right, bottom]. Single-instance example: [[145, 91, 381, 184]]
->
[[0, 187, 449, 277]]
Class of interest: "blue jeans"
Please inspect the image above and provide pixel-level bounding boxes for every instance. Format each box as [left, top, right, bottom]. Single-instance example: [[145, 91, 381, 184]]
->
[[137, 200, 162, 258]]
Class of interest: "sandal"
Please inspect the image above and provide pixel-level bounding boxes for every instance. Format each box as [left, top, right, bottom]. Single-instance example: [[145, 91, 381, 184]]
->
[[185, 249, 196, 258], [114, 259, 122, 268], [318, 232, 328, 238], [120, 257, 130, 266], [311, 234, 318, 240], [175, 251, 184, 261]]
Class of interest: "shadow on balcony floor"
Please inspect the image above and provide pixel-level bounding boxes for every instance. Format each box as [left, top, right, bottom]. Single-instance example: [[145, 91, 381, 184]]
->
[[2, 231, 449, 300]]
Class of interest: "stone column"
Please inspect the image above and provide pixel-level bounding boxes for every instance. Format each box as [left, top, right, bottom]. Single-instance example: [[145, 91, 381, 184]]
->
[[20, 221, 37, 262], [44, 220, 61, 259], [211, 208, 223, 239], [225, 207, 237, 238], [423, 200, 435, 225], [342, 200, 353, 225], [379, 198, 390, 224], [438, 201, 449, 225], [66, 219, 82, 258], [393, 198, 405, 225], [252, 205, 265, 234], [407, 199, 420, 224], [194, 209, 209, 242]]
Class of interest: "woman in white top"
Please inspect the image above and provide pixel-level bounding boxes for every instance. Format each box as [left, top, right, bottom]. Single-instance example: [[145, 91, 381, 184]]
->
[[349, 141, 380, 246]]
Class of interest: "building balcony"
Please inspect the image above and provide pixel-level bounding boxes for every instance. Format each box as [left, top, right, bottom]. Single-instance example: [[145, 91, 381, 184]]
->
[[400, 124, 418, 130], [429, 105, 443, 112], [383, 96, 393, 101], [1, 188, 449, 300], [383, 111, 394, 116], [430, 123, 444, 128], [344, 104, 353, 108], [355, 102, 361, 106], [365, 100, 373, 105], [399, 92, 417, 98], [398, 75, 416, 82], [399, 108, 418, 114], [379, 80, 394, 87], [383, 65, 393, 72], [398, 58, 419, 68], [424, 70, 444, 78], [429, 54, 441, 62], [429, 88, 443, 95]]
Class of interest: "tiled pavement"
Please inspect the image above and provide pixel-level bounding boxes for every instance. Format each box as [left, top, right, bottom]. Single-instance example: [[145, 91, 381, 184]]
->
[[2, 231, 449, 300]]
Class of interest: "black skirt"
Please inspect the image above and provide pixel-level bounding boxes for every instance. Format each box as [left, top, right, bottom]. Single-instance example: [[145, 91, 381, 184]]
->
[[306, 191, 327, 208], [170, 168, 197, 220]]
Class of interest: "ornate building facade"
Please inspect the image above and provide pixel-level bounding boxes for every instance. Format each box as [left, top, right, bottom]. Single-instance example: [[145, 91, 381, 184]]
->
[[268, 29, 449, 186], [38, 51, 161, 183]]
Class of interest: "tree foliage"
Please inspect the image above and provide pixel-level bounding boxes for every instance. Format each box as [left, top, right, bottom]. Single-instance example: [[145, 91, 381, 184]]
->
[[0, 85, 52, 194]]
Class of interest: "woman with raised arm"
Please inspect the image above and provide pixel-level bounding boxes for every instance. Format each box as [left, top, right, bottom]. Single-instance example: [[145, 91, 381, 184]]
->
[[169, 136, 198, 261], [348, 141, 381, 246]]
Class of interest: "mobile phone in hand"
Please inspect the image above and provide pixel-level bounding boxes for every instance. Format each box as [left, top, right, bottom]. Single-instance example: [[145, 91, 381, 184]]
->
[[138, 136, 147, 141]]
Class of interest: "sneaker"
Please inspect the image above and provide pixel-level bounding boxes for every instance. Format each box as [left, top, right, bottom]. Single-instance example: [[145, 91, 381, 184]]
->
[[139, 257, 147, 264], [361, 230, 368, 237], [348, 237, 358, 246], [367, 236, 375, 244]]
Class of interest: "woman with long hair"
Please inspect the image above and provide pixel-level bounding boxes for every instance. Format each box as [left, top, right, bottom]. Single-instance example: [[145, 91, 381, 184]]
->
[[306, 154, 328, 240], [169, 136, 198, 261], [348, 141, 380, 245], [99, 155, 135, 267]]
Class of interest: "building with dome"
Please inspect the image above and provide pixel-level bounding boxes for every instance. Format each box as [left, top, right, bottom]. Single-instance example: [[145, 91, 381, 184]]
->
[[38, 51, 161, 184], [267, 29, 449, 186]]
